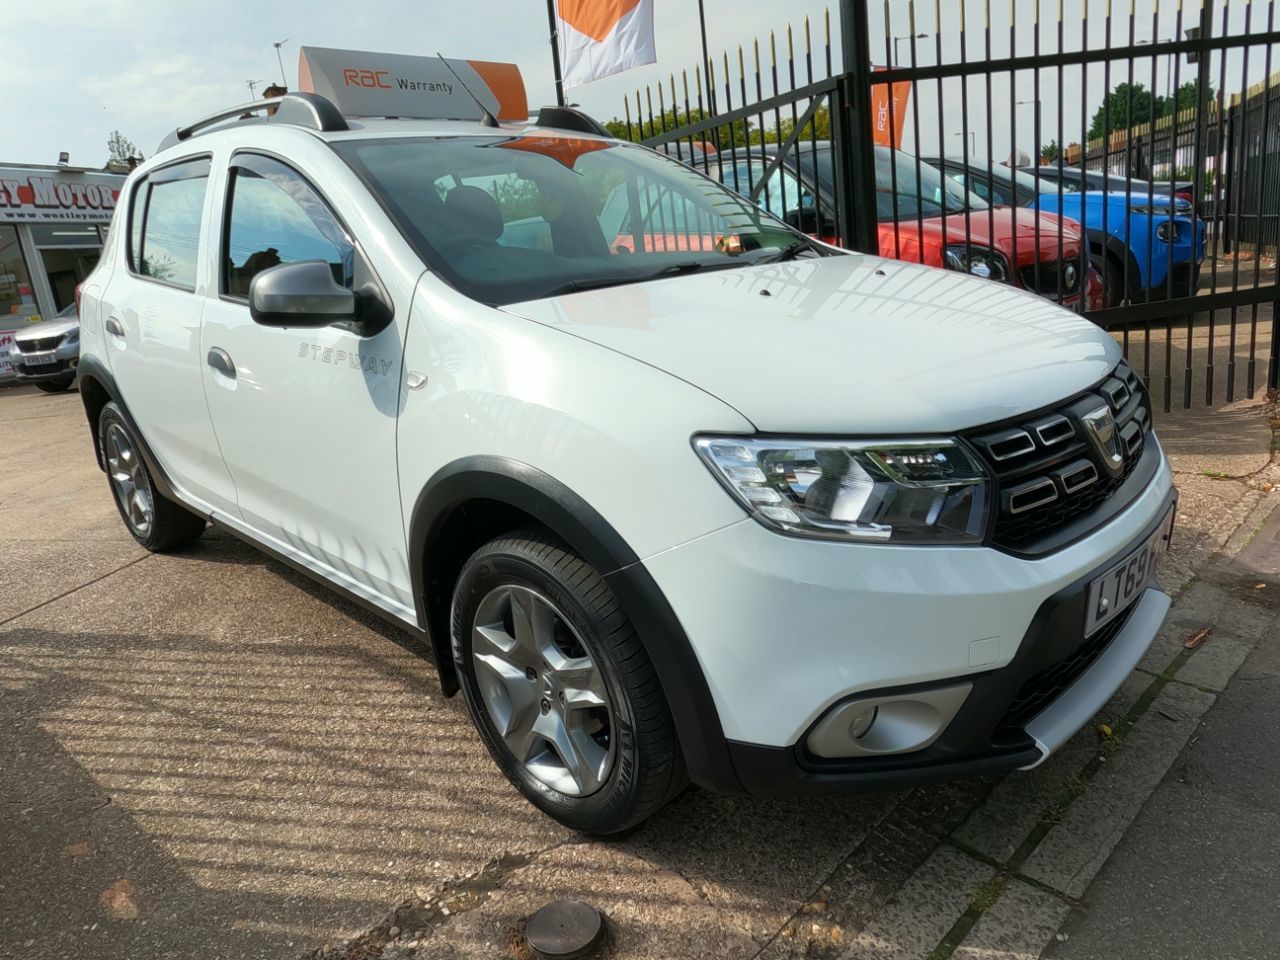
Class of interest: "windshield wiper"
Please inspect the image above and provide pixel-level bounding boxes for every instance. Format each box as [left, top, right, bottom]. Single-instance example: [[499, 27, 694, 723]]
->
[[758, 239, 821, 262], [535, 262, 708, 299]]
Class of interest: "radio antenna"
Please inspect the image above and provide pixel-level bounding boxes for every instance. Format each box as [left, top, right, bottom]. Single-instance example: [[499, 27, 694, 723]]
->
[[435, 53, 500, 128]]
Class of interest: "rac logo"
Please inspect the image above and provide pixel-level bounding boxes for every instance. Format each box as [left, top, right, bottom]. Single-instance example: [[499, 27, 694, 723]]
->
[[342, 68, 391, 89]]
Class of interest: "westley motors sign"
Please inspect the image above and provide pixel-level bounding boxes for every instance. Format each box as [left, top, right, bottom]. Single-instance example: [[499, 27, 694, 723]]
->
[[0, 168, 120, 224]]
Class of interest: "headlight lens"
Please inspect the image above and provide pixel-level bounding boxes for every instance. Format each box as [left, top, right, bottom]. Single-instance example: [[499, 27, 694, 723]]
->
[[943, 244, 1010, 282], [694, 437, 990, 544], [63, 327, 80, 345]]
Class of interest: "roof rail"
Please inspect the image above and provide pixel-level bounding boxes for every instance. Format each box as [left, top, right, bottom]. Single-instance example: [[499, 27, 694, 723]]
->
[[534, 106, 612, 138], [156, 92, 349, 153]]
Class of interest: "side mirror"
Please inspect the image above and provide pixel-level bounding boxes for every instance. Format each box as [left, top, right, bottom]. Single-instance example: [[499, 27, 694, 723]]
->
[[248, 261, 357, 327]]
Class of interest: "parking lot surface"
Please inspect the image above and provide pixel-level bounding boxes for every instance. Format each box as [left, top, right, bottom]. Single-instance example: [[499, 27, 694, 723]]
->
[[1, 383, 1277, 960]]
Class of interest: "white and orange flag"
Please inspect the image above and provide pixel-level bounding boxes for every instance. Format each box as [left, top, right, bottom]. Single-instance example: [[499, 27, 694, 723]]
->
[[555, 0, 657, 89]]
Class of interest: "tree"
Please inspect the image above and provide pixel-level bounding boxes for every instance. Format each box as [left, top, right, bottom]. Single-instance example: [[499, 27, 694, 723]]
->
[[107, 130, 141, 164], [1087, 80, 1213, 141], [1088, 82, 1156, 141], [1040, 139, 1061, 162]]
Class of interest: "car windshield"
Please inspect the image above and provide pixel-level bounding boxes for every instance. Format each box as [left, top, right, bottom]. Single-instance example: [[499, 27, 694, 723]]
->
[[334, 135, 818, 305], [800, 145, 987, 221]]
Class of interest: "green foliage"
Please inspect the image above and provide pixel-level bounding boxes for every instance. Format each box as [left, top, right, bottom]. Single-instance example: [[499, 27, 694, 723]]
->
[[1088, 81, 1213, 141], [603, 103, 832, 153], [490, 176, 541, 222], [1041, 139, 1061, 162]]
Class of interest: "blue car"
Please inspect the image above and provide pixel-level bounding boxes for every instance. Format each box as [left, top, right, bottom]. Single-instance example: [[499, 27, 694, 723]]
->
[[929, 158, 1206, 308]]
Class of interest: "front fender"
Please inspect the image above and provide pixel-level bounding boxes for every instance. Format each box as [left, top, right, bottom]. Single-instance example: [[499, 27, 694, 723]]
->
[[406, 456, 744, 794]]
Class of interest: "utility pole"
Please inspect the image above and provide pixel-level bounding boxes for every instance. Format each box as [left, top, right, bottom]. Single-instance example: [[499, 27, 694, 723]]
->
[[545, 0, 567, 107]]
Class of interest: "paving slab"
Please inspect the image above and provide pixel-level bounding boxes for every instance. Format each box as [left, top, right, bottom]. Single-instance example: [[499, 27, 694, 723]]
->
[[1020, 681, 1217, 899], [953, 879, 1071, 960], [1051, 600, 1280, 960], [389, 840, 764, 960], [755, 779, 993, 960], [952, 671, 1148, 865], [625, 786, 901, 945], [838, 845, 994, 960], [1135, 578, 1277, 676]]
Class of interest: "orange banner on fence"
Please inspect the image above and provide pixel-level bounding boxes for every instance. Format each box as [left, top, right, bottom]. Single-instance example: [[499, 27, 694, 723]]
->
[[871, 68, 912, 147]]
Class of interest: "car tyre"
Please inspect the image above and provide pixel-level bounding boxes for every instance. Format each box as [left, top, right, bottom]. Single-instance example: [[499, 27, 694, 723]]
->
[[452, 527, 686, 835], [1090, 252, 1125, 309], [98, 401, 206, 551], [35, 375, 76, 393]]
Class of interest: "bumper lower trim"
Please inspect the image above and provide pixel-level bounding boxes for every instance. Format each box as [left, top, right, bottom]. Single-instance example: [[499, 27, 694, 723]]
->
[[1020, 587, 1170, 768]]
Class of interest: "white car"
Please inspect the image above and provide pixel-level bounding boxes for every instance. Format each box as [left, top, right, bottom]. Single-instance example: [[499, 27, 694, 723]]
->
[[8, 302, 80, 392], [76, 88, 1175, 834]]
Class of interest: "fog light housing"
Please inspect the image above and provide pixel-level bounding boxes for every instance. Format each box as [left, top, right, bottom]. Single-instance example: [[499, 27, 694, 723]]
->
[[807, 683, 972, 759], [848, 706, 878, 740]]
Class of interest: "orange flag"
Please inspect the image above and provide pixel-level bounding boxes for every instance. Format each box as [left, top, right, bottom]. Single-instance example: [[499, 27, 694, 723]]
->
[[556, 0, 657, 89]]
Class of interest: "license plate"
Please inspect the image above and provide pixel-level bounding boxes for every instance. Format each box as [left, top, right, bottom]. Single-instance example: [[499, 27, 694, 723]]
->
[[21, 351, 57, 366], [1085, 508, 1175, 636]]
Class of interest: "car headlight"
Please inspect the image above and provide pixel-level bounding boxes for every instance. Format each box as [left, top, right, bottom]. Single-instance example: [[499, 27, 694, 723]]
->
[[694, 437, 990, 544], [943, 244, 1010, 282], [63, 328, 80, 345]]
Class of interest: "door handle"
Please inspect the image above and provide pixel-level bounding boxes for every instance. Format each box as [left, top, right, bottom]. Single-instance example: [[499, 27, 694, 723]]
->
[[206, 347, 236, 379], [105, 316, 124, 338]]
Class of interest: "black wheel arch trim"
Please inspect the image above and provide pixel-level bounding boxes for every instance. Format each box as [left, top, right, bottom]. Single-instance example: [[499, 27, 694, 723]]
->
[[408, 455, 743, 793], [1086, 229, 1143, 296], [77, 354, 182, 504]]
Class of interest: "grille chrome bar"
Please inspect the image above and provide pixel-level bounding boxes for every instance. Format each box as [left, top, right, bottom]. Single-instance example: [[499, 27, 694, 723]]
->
[[965, 362, 1152, 552]]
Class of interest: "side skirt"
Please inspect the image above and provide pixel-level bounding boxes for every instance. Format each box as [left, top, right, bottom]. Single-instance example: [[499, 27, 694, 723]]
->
[[207, 515, 430, 645]]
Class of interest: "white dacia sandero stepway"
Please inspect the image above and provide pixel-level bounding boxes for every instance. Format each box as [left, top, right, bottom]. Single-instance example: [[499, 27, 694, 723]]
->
[[76, 49, 1176, 834]]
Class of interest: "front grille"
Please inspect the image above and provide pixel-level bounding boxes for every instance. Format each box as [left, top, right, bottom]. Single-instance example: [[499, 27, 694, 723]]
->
[[14, 335, 64, 352], [1020, 260, 1082, 298], [966, 362, 1152, 552], [997, 603, 1137, 733]]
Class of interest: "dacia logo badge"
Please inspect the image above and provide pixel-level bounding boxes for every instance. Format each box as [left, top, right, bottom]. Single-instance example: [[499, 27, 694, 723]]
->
[[1082, 404, 1124, 476]]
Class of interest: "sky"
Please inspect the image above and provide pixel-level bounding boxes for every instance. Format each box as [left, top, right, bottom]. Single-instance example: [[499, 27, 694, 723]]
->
[[3, 0, 1276, 169]]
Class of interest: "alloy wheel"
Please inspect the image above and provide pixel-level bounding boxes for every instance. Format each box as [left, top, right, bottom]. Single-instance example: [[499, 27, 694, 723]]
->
[[105, 422, 153, 538], [471, 585, 614, 797]]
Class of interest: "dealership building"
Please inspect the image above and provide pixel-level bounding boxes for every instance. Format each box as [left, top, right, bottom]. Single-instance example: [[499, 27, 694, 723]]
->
[[1, 163, 125, 378]]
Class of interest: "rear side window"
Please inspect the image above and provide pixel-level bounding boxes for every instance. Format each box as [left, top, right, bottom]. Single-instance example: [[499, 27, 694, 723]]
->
[[128, 157, 211, 290], [223, 154, 354, 298]]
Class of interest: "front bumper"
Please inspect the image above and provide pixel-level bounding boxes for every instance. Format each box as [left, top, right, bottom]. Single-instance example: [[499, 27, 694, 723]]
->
[[644, 442, 1175, 793], [8, 346, 78, 382]]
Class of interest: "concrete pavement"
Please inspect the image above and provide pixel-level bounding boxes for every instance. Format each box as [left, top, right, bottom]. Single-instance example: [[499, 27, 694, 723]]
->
[[0, 379, 1276, 960], [1049, 503, 1280, 960]]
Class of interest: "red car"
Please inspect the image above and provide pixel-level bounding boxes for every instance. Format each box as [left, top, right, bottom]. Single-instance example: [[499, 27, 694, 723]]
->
[[718, 143, 1103, 312]]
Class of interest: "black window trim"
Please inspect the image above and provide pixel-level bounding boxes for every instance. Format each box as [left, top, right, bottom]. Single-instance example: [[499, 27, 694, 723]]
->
[[218, 148, 393, 333], [126, 154, 213, 293]]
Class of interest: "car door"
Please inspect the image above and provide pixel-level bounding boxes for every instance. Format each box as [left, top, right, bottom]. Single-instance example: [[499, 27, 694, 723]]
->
[[104, 156, 240, 514], [199, 152, 413, 614]]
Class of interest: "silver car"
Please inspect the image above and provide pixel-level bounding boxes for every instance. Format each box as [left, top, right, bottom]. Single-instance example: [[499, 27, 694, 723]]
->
[[8, 303, 80, 392]]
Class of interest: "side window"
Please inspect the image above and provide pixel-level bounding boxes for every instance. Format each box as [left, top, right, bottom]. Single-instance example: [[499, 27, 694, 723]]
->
[[224, 155, 354, 298], [986, 181, 1013, 205], [129, 158, 210, 290], [729, 162, 813, 222]]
